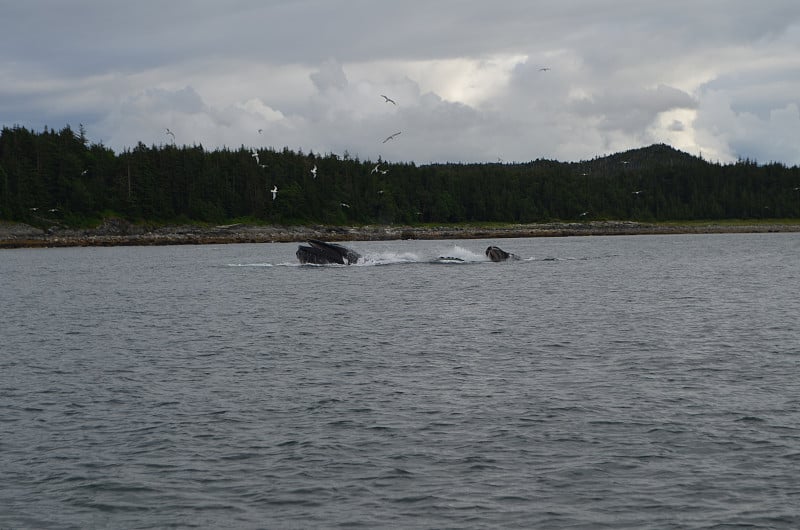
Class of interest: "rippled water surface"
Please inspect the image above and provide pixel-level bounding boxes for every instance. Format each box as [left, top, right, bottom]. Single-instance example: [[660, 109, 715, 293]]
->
[[2, 233, 800, 529]]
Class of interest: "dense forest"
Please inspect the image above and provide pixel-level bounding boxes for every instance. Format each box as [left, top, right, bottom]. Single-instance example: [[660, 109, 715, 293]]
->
[[1, 124, 799, 228]]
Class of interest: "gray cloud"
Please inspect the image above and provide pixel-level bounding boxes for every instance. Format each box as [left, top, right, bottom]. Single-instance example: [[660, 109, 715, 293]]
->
[[668, 120, 685, 132], [310, 60, 349, 92], [571, 84, 697, 134], [3, 1, 800, 165]]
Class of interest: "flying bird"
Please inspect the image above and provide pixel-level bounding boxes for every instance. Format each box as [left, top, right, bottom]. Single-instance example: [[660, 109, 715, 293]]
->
[[311, 165, 317, 178], [258, 128, 263, 134], [382, 131, 402, 143], [251, 150, 260, 164], [371, 164, 381, 174], [271, 186, 278, 200], [165, 128, 175, 141], [340, 202, 350, 208], [380, 169, 388, 175], [381, 94, 396, 105], [632, 190, 643, 196], [539, 67, 551, 72]]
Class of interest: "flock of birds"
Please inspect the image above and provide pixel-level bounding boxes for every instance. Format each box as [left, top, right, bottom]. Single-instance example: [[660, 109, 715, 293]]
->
[[157, 71, 774, 217], [33, 75, 798, 221], [226, 92, 403, 204], [31, 80, 800, 220], [158, 72, 557, 205], [157, 90, 688, 217]]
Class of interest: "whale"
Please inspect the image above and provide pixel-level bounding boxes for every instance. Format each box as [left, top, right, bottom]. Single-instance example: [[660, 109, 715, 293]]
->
[[485, 245, 520, 262], [296, 240, 362, 265]]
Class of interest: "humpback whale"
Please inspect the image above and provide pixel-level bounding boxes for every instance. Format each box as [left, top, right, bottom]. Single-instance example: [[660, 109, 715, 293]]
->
[[485, 245, 520, 262], [296, 240, 362, 265]]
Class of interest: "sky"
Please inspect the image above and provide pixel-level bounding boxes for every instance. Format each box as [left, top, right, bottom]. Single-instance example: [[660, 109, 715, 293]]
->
[[2, 1, 800, 166]]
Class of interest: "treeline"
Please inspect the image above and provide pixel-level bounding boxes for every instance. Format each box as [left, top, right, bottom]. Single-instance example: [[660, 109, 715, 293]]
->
[[1, 124, 799, 228]]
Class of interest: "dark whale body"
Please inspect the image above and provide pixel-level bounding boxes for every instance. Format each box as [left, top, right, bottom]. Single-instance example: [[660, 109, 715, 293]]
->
[[296, 240, 362, 265], [485, 245, 520, 262]]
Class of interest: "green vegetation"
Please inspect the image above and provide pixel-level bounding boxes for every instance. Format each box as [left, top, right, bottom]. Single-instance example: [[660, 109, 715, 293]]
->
[[2, 125, 799, 229]]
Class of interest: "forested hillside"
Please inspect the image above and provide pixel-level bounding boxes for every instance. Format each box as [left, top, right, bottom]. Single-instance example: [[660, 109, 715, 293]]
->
[[1, 125, 799, 228]]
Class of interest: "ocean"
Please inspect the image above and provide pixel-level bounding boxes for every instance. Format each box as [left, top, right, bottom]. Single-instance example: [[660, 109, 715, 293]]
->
[[2, 233, 799, 528]]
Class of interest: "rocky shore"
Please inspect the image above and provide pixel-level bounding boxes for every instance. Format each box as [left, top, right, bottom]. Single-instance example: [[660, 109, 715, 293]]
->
[[1, 218, 798, 249]]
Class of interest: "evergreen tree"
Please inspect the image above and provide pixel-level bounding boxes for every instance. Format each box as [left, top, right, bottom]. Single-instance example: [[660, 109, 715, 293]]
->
[[2, 129, 799, 227]]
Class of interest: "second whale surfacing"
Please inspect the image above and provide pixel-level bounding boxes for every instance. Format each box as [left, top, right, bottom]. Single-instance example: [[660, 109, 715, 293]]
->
[[296, 240, 362, 265], [485, 245, 520, 262]]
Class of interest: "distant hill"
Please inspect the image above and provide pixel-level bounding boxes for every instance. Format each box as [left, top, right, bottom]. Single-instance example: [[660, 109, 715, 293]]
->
[[579, 143, 704, 170]]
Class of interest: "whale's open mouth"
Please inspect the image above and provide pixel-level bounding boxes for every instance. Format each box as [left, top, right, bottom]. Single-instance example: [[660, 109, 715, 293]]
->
[[296, 240, 362, 265]]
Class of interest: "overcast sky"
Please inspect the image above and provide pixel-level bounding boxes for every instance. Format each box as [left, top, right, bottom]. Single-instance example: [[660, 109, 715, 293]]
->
[[2, 1, 799, 165]]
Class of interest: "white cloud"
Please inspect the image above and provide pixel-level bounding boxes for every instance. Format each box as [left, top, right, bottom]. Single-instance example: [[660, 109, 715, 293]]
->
[[236, 99, 285, 123], [694, 91, 800, 165]]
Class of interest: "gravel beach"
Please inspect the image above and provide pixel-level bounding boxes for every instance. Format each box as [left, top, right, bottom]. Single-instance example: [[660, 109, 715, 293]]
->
[[1, 219, 798, 249]]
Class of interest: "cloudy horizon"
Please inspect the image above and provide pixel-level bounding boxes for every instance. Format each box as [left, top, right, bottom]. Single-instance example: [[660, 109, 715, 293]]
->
[[2, 1, 799, 165]]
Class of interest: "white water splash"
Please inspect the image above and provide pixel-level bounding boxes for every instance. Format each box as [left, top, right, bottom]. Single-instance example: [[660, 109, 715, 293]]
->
[[432, 244, 487, 262], [357, 251, 422, 266]]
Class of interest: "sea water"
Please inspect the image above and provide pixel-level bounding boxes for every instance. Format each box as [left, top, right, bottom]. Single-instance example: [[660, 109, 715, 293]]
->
[[2, 233, 799, 528]]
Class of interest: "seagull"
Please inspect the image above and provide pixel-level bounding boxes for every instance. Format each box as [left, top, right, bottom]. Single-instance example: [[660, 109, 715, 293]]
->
[[271, 186, 278, 200], [251, 150, 260, 164], [165, 128, 175, 141], [380, 169, 388, 175], [381, 94, 396, 105], [579, 211, 589, 217], [371, 163, 381, 174], [258, 128, 263, 134], [539, 67, 551, 72], [81, 169, 88, 176], [340, 202, 350, 208], [311, 165, 317, 178], [382, 131, 401, 143], [632, 190, 643, 196], [48, 208, 59, 213]]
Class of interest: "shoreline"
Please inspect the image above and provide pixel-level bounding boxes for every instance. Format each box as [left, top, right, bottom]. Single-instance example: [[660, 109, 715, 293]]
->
[[1, 219, 798, 249]]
